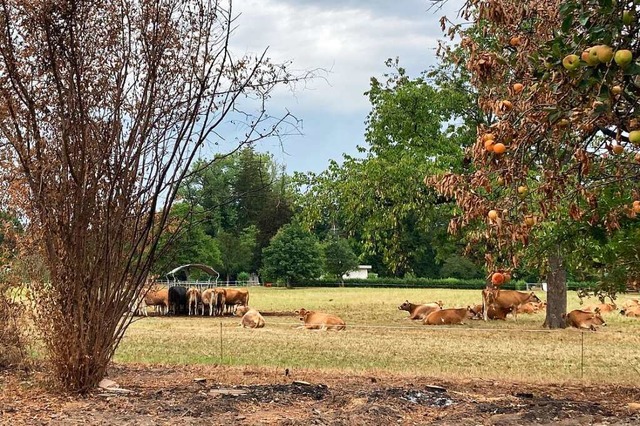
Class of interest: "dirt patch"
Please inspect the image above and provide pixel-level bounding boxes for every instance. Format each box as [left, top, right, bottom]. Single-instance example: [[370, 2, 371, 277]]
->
[[1, 364, 640, 425]]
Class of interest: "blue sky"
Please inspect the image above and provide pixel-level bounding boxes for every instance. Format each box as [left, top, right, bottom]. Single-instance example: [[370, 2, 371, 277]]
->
[[226, 0, 465, 174]]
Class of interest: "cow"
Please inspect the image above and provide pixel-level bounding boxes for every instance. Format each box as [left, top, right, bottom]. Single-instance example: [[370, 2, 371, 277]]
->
[[516, 301, 546, 314], [469, 303, 512, 320], [144, 287, 169, 315], [186, 287, 201, 316], [295, 308, 346, 331], [564, 308, 606, 331], [622, 299, 639, 310], [236, 306, 266, 328], [423, 307, 474, 325], [482, 289, 541, 321], [224, 288, 249, 314], [620, 305, 640, 318], [201, 289, 215, 316], [582, 302, 617, 314], [214, 288, 227, 316], [168, 286, 188, 315], [398, 300, 443, 320]]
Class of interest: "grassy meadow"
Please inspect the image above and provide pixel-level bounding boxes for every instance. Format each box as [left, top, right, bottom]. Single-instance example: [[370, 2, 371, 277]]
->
[[115, 287, 640, 385]]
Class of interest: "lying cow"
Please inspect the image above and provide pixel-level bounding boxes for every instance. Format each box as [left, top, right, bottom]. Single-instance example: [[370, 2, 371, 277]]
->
[[295, 308, 346, 331], [186, 287, 201, 316], [236, 306, 266, 328], [564, 308, 606, 331], [469, 303, 512, 320], [620, 305, 640, 318], [582, 302, 617, 314], [398, 300, 443, 320], [516, 301, 546, 314], [423, 307, 474, 325], [482, 289, 541, 321]]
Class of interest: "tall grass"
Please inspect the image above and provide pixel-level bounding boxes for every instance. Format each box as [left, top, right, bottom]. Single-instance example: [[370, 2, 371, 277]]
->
[[115, 287, 640, 385]]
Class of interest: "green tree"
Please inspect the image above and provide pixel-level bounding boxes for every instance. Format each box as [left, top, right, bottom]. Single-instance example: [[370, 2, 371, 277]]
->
[[152, 203, 221, 276], [439, 255, 483, 280], [261, 223, 323, 288], [296, 59, 482, 276], [322, 237, 359, 285], [215, 225, 258, 282], [175, 148, 294, 273]]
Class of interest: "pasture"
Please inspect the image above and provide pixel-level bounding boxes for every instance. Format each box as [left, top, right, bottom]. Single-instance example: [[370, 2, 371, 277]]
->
[[116, 287, 640, 385]]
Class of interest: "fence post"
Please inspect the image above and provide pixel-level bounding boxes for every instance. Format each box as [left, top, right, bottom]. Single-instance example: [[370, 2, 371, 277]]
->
[[580, 331, 584, 379]]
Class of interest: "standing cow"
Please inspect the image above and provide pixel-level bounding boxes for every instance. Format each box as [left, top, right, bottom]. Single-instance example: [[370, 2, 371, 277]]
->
[[186, 287, 201, 316], [169, 286, 188, 315], [224, 288, 249, 315], [201, 289, 215, 316]]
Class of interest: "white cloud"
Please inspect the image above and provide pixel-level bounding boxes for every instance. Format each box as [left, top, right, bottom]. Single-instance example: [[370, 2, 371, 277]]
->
[[231, 0, 448, 113], [221, 0, 466, 173]]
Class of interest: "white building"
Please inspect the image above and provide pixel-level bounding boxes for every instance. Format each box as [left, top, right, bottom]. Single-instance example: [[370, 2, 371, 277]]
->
[[342, 265, 372, 280]]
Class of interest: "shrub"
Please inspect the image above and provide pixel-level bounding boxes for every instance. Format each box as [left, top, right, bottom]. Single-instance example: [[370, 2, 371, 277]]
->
[[0, 283, 29, 369]]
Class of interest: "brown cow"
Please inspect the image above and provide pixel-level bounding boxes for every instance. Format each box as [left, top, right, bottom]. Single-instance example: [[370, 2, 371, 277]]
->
[[620, 305, 640, 317], [201, 288, 215, 316], [516, 301, 546, 314], [224, 288, 249, 314], [144, 288, 169, 315], [186, 287, 201, 316], [214, 288, 227, 316], [398, 300, 443, 320], [423, 307, 474, 325], [482, 289, 541, 321], [622, 299, 639, 309], [295, 308, 346, 331], [564, 308, 606, 331], [236, 306, 266, 328], [468, 304, 512, 320], [582, 303, 617, 314]]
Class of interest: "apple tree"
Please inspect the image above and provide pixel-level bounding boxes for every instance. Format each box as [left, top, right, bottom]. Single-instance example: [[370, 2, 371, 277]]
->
[[428, 0, 640, 327]]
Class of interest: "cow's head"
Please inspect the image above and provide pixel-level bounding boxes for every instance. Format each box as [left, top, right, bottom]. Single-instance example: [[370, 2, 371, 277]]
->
[[235, 305, 249, 317], [398, 301, 412, 311], [436, 300, 444, 308], [465, 306, 477, 319], [295, 308, 310, 320], [482, 288, 498, 305], [529, 292, 542, 303], [592, 308, 606, 326], [467, 305, 483, 319]]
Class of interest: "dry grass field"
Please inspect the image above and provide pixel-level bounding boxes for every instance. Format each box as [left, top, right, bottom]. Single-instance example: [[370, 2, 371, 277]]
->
[[115, 287, 640, 385]]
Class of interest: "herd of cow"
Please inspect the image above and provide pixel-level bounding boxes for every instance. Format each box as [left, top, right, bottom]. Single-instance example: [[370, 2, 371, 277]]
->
[[133, 285, 640, 331], [399, 288, 640, 330], [134, 285, 249, 317]]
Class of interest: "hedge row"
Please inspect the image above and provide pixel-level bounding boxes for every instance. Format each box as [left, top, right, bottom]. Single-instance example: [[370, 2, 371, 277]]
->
[[281, 277, 596, 291]]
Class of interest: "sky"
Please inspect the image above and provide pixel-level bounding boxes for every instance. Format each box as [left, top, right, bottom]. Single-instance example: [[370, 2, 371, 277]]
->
[[225, 0, 465, 175]]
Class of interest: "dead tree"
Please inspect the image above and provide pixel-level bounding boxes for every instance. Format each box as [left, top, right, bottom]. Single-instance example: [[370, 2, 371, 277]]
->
[[0, 0, 307, 392]]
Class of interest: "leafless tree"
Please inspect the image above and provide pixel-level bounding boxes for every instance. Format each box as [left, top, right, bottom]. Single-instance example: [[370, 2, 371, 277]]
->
[[0, 0, 309, 392]]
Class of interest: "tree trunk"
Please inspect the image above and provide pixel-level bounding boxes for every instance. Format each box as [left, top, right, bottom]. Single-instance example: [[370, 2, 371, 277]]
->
[[543, 249, 567, 329]]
